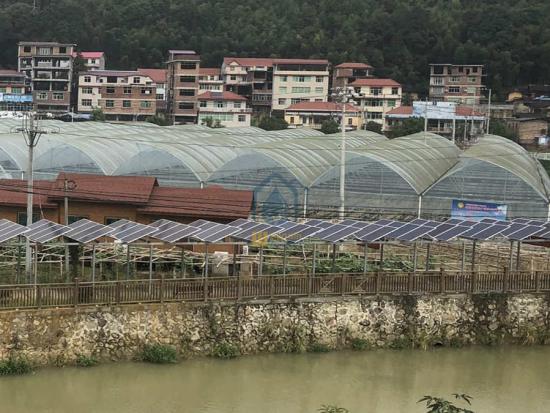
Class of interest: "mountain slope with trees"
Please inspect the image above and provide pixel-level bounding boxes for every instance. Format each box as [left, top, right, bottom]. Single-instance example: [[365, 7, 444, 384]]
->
[[1, 0, 550, 100]]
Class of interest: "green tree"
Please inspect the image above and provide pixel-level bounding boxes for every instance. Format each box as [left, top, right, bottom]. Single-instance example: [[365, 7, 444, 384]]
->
[[255, 114, 288, 131], [320, 118, 340, 134], [488, 119, 517, 141], [91, 107, 105, 122], [386, 117, 424, 139], [201, 116, 224, 128], [146, 114, 171, 126], [364, 121, 382, 134]]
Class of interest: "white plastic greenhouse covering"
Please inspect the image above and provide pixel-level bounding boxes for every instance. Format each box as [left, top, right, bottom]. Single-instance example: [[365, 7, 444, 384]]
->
[[0, 119, 549, 219]]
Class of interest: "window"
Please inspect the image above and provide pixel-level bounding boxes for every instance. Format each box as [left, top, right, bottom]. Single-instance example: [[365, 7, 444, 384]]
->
[[179, 89, 195, 96], [180, 76, 196, 83], [391, 87, 399, 95], [294, 76, 311, 82], [472, 67, 478, 73], [39, 47, 51, 55], [81, 99, 92, 106], [68, 215, 88, 224], [0, 88, 6, 93], [52, 92, 64, 100], [448, 87, 460, 93], [230, 66, 235, 71], [230, 75, 237, 81], [278, 98, 286, 105], [216, 101, 225, 108], [234, 102, 241, 108], [348, 118, 353, 125], [105, 217, 127, 225], [37, 92, 48, 100], [23, 46, 31, 53], [140, 101, 152, 108], [279, 86, 287, 93], [123, 86, 131, 94], [81, 87, 93, 94], [84, 76, 91, 83], [292, 87, 311, 93], [458, 66, 464, 73], [316, 76, 323, 83], [281, 76, 288, 82], [141, 88, 152, 95], [469, 77, 477, 83], [200, 113, 233, 121], [106, 87, 115, 94], [123, 100, 131, 108], [315, 87, 324, 94], [367, 112, 382, 119], [367, 99, 383, 107], [132, 77, 140, 84], [180, 62, 197, 70], [387, 100, 396, 107], [179, 102, 194, 110], [107, 76, 117, 83], [199, 101, 207, 108], [432, 77, 443, 85], [371, 87, 382, 96], [11, 87, 22, 94], [17, 212, 39, 225], [289, 116, 295, 124], [105, 100, 114, 108], [450, 76, 460, 83], [59, 46, 66, 54], [238, 115, 246, 122], [291, 98, 305, 104], [156, 94, 164, 100]]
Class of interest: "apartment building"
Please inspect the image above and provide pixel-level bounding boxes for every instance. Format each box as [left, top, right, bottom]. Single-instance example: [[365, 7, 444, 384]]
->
[[18, 41, 75, 113], [222, 57, 273, 112], [271, 58, 330, 112], [77, 70, 157, 121], [429, 63, 485, 105], [166, 50, 200, 124], [138, 68, 167, 112], [198, 68, 223, 92], [0, 70, 32, 112], [74, 51, 105, 71], [332, 62, 373, 89], [284, 101, 363, 130], [197, 91, 251, 127], [350, 78, 402, 129]]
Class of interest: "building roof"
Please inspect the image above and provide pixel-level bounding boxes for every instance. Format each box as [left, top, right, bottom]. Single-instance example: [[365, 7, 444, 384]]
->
[[350, 78, 401, 87], [0, 180, 56, 208], [273, 58, 329, 65], [285, 101, 361, 113], [199, 68, 221, 76], [169, 50, 198, 54], [335, 62, 373, 69], [73, 51, 104, 59], [0, 69, 24, 76], [223, 57, 274, 67], [49, 173, 158, 204], [386, 106, 413, 116], [197, 91, 247, 101], [137, 68, 167, 83], [80, 70, 142, 77], [18, 41, 76, 46], [429, 63, 484, 67], [138, 186, 253, 219]]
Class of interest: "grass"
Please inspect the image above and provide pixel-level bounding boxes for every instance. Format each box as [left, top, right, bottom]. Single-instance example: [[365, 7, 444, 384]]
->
[[350, 338, 369, 351], [140, 344, 178, 364], [75, 354, 98, 367], [212, 342, 240, 359], [0, 357, 33, 376], [308, 342, 331, 353]]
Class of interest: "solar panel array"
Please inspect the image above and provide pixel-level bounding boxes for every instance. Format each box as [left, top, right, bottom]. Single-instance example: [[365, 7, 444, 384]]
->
[[0, 219, 27, 243], [65, 219, 114, 243], [24, 219, 71, 243], [107, 219, 158, 244]]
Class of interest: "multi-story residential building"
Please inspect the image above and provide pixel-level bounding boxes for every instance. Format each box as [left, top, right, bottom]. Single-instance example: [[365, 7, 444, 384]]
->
[[18, 41, 75, 113], [271, 58, 330, 112], [77, 70, 157, 121], [0, 69, 32, 112], [332, 62, 373, 89], [74, 51, 105, 71], [284, 101, 363, 131], [198, 68, 223, 92], [166, 50, 200, 124], [350, 78, 402, 129], [429, 63, 485, 105], [138, 68, 167, 113], [197, 91, 251, 127], [222, 57, 274, 112]]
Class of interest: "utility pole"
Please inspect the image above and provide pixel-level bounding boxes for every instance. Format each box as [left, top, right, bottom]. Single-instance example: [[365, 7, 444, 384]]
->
[[486, 88, 492, 134], [63, 177, 76, 276]]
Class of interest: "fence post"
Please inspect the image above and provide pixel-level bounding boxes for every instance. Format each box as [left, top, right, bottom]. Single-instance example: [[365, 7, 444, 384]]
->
[[270, 276, 274, 299], [440, 268, 445, 294], [160, 273, 165, 304], [307, 272, 312, 297], [237, 274, 242, 301], [36, 284, 42, 309], [408, 271, 413, 294], [535, 271, 541, 293], [503, 266, 509, 293], [375, 271, 381, 295], [115, 280, 121, 305], [73, 277, 79, 307], [470, 272, 476, 294], [341, 273, 347, 296], [203, 276, 208, 302]]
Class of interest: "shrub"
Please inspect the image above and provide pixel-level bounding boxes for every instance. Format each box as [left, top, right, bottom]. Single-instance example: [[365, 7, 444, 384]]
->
[[140, 344, 177, 364], [76, 354, 98, 367], [350, 338, 369, 351], [318, 405, 350, 413], [212, 342, 239, 359], [308, 342, 331, 353], [0, 357, 33, 376]]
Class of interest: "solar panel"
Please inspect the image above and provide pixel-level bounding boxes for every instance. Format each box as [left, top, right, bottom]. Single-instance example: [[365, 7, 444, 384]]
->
[[202, 225, 242, 243], [188, 219, 214, 228], [358, 225, 400, 242], [499, 223, 529, 237], [426, 223, 455, 239], [108, 220, 158, 243], [287, 225, 323, 243], [65, 219, 114, 243], [374, 219, 395, 226], [459, 222, 493, 239], [528, 220, 547, 226], [467, 223, 509, 240], [151, 222, 201, 243], [148, 219, 173, 228], [410, 219, 429, 225], [322, 225, 362, 243], [313, 224, 350, 240], [512, 218, 530, 224], [385, 223, 420, 239], [350, 221, 371, 229], [420, 220, 440, 228], [445, 218, 476, 227], [0, 219, 27, 243], [235, 220, 262, 231], [433, 225, 472, 241], [397, 225, 439, 242], [277, 224, 314, 240], [340, 219, 359, 226], [305, 219, 324, 226], [25, 219, 71, 243], [315, 221, 334, 229], [276, 220, 300, 230], [353, 223, 384, 240], [192, 223, 227, 241], [507, 225, 546, 241], [532, 228, 550, 240], [228, 218, 252, 227]]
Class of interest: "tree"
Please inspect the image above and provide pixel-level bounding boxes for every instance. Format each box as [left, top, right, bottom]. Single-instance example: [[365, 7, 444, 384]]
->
[[488, 119, 517, 141], [386, 118, 424, 139], [255, 114, 288, 131], [201, 116, 224, 128], [91, 107, 105, 122], [364, 121, 382, 134], [146, 114, 171, 126], [320, 118, 340, 134], [418, 394, 474, 413]]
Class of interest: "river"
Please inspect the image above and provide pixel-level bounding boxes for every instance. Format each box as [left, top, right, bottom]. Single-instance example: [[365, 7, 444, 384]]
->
[[2, 346, 550, 413]]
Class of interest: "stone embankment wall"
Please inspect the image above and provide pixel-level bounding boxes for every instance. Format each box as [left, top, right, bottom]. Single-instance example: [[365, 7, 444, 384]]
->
[[0, 294, 549, 365]]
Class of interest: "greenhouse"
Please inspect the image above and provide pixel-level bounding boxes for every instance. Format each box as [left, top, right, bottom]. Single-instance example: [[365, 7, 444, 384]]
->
[[0, 119, 548, 219]]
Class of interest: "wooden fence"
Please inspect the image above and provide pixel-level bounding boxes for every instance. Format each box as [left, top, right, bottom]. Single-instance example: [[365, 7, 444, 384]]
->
[[0, 270, 549, 310]]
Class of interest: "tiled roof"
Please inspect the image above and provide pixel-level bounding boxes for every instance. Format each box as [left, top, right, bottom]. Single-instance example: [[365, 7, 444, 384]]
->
[[335, 62, 373, 69], [273, 58, 329, 65], [223, 57, 274, 67], [138, 186, 253, 219], [0, 180, 56, 208], [0, 69, 24, 76], [386, 106, 413, 115], [49, 173, 158, 204], [199, 68, 221, 76], [137, 68, 167, 83], [285, 101, 361, 112], [73, 51, 104, 59], [197, 91, 247, 101], [350, 78, 401, 87], [80, 70, 141, 77]]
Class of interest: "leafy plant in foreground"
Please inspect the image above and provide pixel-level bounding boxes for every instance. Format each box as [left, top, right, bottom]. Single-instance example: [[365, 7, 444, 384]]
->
[[418, 394, 474, 413], [140, 344, 177, 364]]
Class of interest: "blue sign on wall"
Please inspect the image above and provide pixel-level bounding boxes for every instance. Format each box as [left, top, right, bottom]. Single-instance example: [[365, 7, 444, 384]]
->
[[0, 93, 33, 103], [451, 199, 508, 221]]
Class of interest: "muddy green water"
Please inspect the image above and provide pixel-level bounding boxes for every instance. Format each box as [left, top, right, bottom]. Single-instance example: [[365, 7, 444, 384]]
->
[[1, 347, 550, 413]]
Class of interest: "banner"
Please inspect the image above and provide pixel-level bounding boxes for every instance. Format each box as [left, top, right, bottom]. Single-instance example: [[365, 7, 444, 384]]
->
[[0, 93, 33, 103], [451, 199, 508, 221]]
